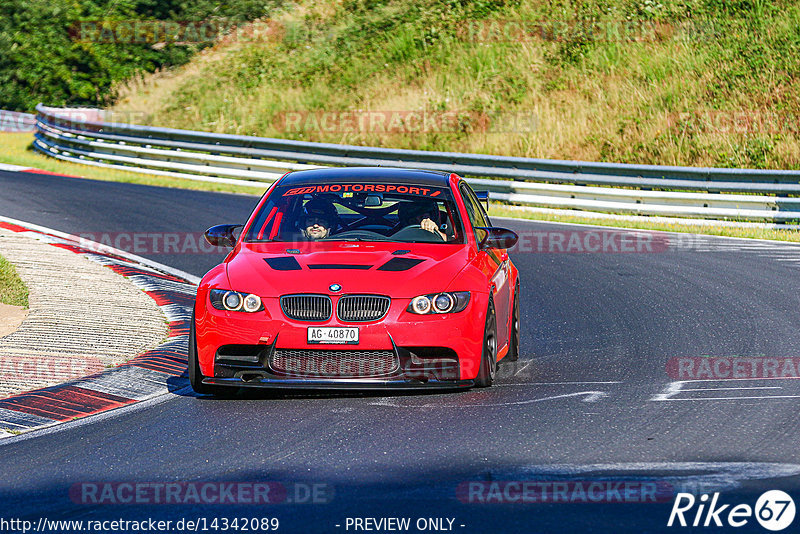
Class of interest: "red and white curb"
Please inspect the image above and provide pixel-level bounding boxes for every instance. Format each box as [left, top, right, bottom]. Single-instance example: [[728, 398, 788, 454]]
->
[[0, 216, 199, 437]]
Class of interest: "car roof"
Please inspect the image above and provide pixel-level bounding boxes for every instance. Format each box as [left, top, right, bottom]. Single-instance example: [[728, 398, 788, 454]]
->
[[279, 167, 453, 187]]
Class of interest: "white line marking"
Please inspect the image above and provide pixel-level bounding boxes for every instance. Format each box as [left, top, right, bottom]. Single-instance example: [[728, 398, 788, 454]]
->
[[652, 380, 800, 401], [511, 361, 532, 376], [665, 377, 800, 383], [680, 386, 782, 392], [651, 381, 686, 401], [369, 398, 402, 407], [370, 390, 609, 408], [660, 395, 800, 401], [511, 391, 609, 404]]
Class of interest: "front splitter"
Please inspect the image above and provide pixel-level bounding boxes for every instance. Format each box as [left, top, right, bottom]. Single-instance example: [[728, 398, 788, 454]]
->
[[203, 377, 474, 391]]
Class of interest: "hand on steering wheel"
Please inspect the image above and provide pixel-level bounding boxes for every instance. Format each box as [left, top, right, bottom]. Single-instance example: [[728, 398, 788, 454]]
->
[[419, 218, 439, 235], [406, 219, 446, 241]]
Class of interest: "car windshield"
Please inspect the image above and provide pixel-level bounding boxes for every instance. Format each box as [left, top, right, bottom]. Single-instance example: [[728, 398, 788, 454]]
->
[[243, 182, 464, 244]]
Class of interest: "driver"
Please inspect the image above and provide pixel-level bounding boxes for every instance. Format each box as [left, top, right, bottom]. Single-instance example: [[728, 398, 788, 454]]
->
[[301, 198, 338, 240], [397, 200, 448, 241]]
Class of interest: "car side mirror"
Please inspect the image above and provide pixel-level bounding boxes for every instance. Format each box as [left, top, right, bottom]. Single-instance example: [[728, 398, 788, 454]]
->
[[204, 224, 243, 248], [475, 227, 518, 250]]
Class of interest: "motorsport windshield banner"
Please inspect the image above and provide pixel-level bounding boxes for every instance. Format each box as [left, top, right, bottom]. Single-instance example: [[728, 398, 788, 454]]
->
[[283, 184, 444, 197]]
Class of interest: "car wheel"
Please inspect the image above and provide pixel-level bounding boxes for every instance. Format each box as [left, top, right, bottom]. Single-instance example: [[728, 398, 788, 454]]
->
[[189, 312, 233, 396], [475, 299, 497, 388], [506, 283, 520, 362]]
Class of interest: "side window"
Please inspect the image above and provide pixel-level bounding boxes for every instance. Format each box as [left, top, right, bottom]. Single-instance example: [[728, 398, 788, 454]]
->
[[476, 196, 492, 227], [459, 183, 488, 232], [465, 184, 492, 227]]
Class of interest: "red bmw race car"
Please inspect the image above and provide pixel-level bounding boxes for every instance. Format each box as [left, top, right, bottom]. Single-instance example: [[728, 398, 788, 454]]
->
[[190, 167, 520, 393]]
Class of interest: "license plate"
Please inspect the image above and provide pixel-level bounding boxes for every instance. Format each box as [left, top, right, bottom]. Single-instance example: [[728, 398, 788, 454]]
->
[[307, 327, 359, 344]]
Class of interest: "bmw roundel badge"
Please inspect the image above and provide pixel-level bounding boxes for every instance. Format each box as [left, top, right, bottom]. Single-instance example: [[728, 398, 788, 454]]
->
[[329, 284, 342, 292]]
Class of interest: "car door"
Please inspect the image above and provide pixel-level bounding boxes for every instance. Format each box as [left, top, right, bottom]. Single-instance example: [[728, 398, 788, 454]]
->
[[459, 182, 511, 351]]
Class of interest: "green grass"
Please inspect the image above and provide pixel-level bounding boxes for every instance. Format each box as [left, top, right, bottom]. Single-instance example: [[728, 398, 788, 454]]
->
[[0, 254, 28, 308], [0, 133, 265, 196], [112, 0, 800, 170]]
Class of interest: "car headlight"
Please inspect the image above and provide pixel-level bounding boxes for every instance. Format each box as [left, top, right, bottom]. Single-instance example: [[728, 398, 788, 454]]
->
[[242, 293, 262, 313], [408, 291, 470, 314], [210, 289, 263, 313]]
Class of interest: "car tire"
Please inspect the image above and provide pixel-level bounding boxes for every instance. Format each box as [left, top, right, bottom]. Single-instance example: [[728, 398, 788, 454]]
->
[[189, 312, 233, 396], [506, 283, 520, 362], [475, 298, 497, 388]]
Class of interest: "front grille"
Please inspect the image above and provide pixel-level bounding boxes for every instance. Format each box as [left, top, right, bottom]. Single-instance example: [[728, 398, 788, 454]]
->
[[280, 294, 332, 321], [337, 295, 390, 322], [270, 349, 399, 377]]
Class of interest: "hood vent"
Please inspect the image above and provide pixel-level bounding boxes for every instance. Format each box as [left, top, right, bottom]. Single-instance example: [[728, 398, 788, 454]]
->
[[265, 257, 302, 271], [377, 258, 425, 272]]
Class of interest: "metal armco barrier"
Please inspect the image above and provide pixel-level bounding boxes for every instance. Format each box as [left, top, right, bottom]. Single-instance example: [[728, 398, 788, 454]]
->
[[31, 104, 800, 223]]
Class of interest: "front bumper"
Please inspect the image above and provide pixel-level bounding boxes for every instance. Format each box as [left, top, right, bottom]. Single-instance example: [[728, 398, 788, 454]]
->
[[195, 291, 489, 383], [210, 340, 466, 389]]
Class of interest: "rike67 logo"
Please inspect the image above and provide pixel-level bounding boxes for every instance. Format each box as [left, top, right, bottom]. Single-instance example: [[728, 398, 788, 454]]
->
[[668, 491, 796, 531]]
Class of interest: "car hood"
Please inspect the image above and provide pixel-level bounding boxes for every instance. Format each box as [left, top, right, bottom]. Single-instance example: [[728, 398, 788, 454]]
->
[[224, 242, 472, 298]]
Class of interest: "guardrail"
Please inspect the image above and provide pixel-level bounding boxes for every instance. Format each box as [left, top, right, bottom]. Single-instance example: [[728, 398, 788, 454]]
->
[[31, 104, 800, 223]]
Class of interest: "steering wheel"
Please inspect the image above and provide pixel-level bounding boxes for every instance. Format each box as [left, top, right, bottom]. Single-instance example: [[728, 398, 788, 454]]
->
[[342, 213, 393, 232], [328, 229, 388, 240], [393, 224, 445, 242]]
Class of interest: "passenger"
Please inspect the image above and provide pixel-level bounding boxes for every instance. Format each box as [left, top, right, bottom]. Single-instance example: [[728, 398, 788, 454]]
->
[[301, 199, 338, 240], [397, 201, 448, 241]]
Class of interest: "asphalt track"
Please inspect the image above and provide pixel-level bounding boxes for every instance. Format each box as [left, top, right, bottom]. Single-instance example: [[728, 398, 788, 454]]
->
[[2, 169, 800, 533]]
